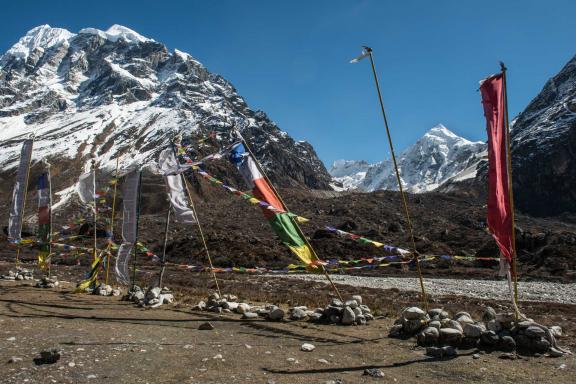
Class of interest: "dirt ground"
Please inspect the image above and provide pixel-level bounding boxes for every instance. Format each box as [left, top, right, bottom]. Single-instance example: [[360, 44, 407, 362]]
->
[[0, 263, 575, 384]]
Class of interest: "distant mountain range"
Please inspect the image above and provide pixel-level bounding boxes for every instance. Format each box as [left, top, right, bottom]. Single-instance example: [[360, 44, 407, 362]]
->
[[330, 124, 486, 193]]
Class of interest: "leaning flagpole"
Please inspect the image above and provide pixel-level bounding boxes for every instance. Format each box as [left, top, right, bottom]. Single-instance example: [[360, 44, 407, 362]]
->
[[91, 158, 98, 263], [233, 127, 344, 302], [105, 156, 120, 286], [46, 160, 53, 278], [131, 169, 143, 290], [16, 136, 35, 266], [158, 203, 171, 288], [351, 46, 428, 310], [500, 62, 520, 309]]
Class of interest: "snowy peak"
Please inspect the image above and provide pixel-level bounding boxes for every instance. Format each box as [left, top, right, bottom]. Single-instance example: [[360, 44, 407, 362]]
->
[[79, 24, 152, 44], [330, 125, 485, 193], [2, 24, 75, 62]]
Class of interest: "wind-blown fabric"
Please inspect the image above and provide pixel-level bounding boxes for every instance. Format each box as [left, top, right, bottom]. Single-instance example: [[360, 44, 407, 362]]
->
[[228, 143, 320, 267], [37, 172, 51, 269], [158, 148, 197, 224], [115, 169, 141, 285], [77, 170, 95, 209], [8, 139, 34, 242], [480, 73, 514, 266]]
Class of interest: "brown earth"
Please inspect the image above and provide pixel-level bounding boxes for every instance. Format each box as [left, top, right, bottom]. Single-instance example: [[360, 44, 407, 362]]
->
[[0, 263, 575, 384]]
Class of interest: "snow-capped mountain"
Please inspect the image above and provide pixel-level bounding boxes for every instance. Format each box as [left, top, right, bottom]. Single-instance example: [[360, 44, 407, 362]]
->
[[0, 25, 332, 196], [330, 124, 485, 193]]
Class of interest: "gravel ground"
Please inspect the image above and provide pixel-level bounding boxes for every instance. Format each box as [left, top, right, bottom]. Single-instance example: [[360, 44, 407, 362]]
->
[[266, 274, 576, 304]]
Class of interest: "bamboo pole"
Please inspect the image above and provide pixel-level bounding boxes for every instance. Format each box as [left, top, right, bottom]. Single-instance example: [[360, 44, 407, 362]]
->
[[46, 161, 53, 278], [361, 47, 428, 310], [181, 173, 222, 296], [158, 203, 171, 288], [131, 170, 143, 290], [500, 62, 520, 312], [16, 137, 35, 266], [91, 158, 98, 263], [234, 127, 344, 302], [105, 156, 120, 285]]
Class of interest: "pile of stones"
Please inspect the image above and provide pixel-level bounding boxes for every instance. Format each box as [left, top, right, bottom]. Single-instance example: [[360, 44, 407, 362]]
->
[[1, 267, 34, 281], [390, 306, 568, 357], [35, 276, 59, 288], [92, 283, 121, 297], [194, 293, 374, 326], [124, 285, 174, 308]]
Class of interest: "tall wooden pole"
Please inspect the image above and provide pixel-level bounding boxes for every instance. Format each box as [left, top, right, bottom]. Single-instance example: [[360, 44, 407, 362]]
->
[[91, 158, 98, 263], [15, 137, 35, 266], [234, 128, 344, 302], [105, 156, 120, 285], [362, 47, 428, 310], [158, 203, 171, 288], [46, 161, 53, 278], [131, 170, 143, 290], [500, 62, 520, 309]]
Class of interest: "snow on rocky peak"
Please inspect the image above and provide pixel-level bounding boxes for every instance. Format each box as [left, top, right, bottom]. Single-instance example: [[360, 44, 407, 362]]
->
[[1, 25, 75, 63], [0, 24, 332, 202], [330, 124, 485, 193], [79, 24, 152, 43]]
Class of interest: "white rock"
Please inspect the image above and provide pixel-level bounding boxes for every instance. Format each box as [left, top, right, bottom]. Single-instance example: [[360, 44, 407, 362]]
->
[[402, 307, 427, 320], [301, 343, 316, 352]]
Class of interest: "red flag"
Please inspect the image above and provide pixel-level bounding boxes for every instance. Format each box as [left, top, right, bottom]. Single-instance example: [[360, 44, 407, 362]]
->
[[480, 73, 513, 265]]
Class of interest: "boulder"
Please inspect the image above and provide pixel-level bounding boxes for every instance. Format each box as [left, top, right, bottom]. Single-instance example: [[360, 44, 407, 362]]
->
[[463, 323, 484, 338], [402, 307, 427, 320], [236, 303, 251, 314], [290, 308, 308, 321], [345, 300, 359, 309], [549, 326, 562, 338], [402, 318, 426, 335], [352, 295, 363, 305], [388, 324, 403, 338], [486, 320, 502, 333], [341, 307, 356, 325], [440, 328, 462, 345], [309, 313, 323, 322], [268, 308, 285, 321], [443, 320, 463, 333], [428, 320, 441, 330], [241, 312, 258, 319], [482, 306, 497, 322], [524, 326, 546, 339], [223, 302, 239, 311], [480, 331, 499, 346], [356, 315, 367, 325], [331, 299, 343, 307], [500, 335, 516, 352], [456, 315, 474, 326], [417, 327, 439, 346]]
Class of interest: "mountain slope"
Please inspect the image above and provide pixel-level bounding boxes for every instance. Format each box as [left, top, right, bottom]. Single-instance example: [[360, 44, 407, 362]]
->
[[0, 24, 332, 202], [330, 125, 485, 193]]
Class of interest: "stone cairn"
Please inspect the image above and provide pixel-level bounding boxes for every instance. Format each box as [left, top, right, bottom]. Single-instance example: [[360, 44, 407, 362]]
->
[[92, 283, 121, 297], [390, 306, 568, 358], [124, 285, 174, 308], [1, 267, 34, 281], [194, 293, 374, 326], [35, 276, 59, 288]]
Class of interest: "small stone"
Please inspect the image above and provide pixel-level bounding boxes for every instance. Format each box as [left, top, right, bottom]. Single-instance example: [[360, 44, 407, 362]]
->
[[68, 362, 76, 367], [87, 374, 97, 379], [331, 299, 343, 307], [363, 368, 385, 377], [549, 326, 562, 338], [456, 315, 474, 326], [472, 353, 480, 359], [301, 343, 316, 352], [268, 308, 285, 321], [499, 352, 517, 360], [213, 353, 223, 359], [241, 312, 258, 319], [236, 303, 251, 314], [441, 346, 457, 357], [443, 320, 463, 333], [486, 320, 502, 333], [428, 320, 441, 330], [317, 358, 330, 364], [198, 322, 214, 330], [549, 347, 564, 357], [8, 357, 23, 364], [352, 295, 363, 304], [309, 313, 323, 322], [290, 308, 308, 321], [425, 346, 443, 358]]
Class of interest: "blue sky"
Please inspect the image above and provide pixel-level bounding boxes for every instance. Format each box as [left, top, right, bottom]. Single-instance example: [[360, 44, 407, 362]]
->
[[1, 0, 575, 166]]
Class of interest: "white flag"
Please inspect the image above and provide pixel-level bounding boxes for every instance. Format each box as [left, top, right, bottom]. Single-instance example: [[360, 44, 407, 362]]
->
[[350, 48, 371, 63], [158, 148, 197, 225], [77, 170, 95, 207], [8, 139, 34, 242]]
